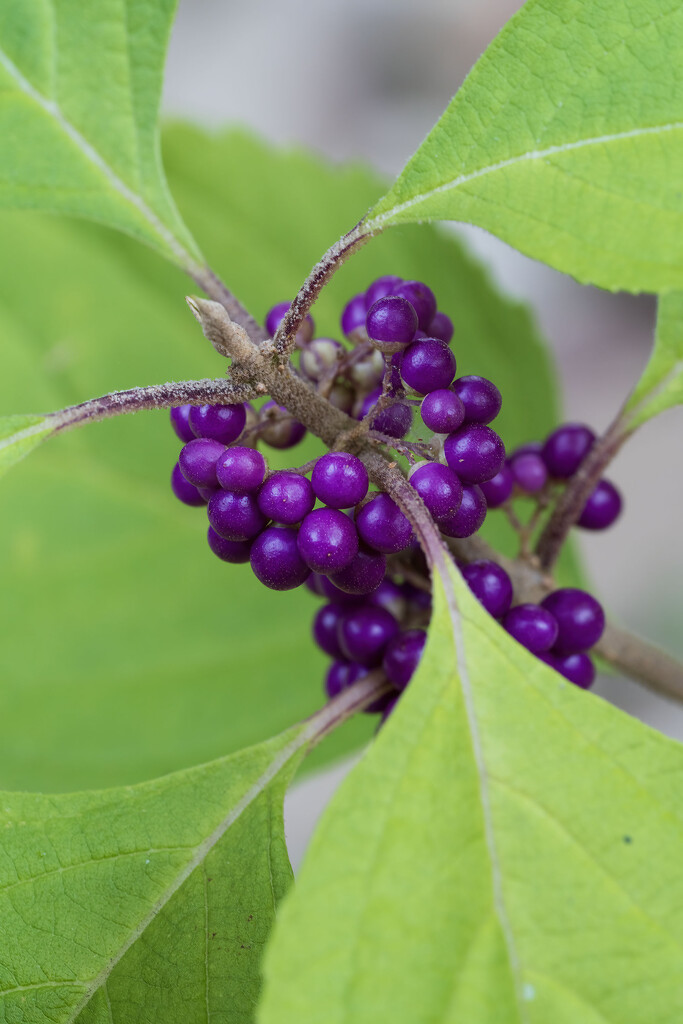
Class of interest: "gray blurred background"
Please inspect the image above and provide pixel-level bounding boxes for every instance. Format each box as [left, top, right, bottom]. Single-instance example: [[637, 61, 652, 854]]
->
[[163, 0, 683, 866]]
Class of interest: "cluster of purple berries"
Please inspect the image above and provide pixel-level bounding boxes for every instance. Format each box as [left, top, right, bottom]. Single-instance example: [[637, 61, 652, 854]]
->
[[481, 422, 622, 530], [168, 273, 607, 714]]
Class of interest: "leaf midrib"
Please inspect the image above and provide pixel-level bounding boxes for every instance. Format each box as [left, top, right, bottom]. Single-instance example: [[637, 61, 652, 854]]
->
[[366, 121, 683, 229]]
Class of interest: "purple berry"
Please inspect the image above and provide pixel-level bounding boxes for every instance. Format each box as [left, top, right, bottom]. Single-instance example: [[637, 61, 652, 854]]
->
[[207, 490, 266, 542], [356, 493, 413, 554], [452, 376, 502, 425], [341, 294, 368, 337], [312, 452, 369, 509], [257, 471, 315, 525], [548, 651, 596, 689], [365, 275, 402, 307], [511, 441, 543, 458], [360, 389, 413, 439], [395, 281, 437, 331], [171, 462, 206, 506], [197, 485, 220, 502], [178, 438, 226, 488], [400, 338, 456, 395], [409, 462, 463, 522], [444, 424, 506, 484], [265, 301, 314, 343], [428, 311, 454, 345], [317, 575, 365, 606], [298, 508, 359, 574], [480, 465, 514, 508], [216, 447, 267, 493], [207, 526, 252, 564], [402, 581, 432, 612], [189, 403, 246, 444], [250, 526, 310, 591], [259, 401, 307, 449], [325, 661, 358, 699], [578, 479, 622, 530], [461, 560, 513, 619], [420, 389, 465, 434], [510, 452, 548, 493], [379, 695, 400, 724], [439, 484, 487, 538], [313, 603, 346, 658], [541, 588, 605, 654], [368, 578, 408, 620], [366, 296, 418, 349], [542, 423, 595, 478], [328, 546, 387, 596], [338, 607, 400, 666], [504, 604, 559, 653], [170, 405, 196, 443], [300, 337, 344, 381], [382, 629, 427, 689]]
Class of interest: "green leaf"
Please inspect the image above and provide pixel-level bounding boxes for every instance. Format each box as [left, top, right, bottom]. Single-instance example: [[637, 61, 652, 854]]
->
[[0, 127, 565, 791], [0, 413, 52, 476], [0, 722, 308, 1024], [366, 0, 683, 293], [260, 563, 683, 1023], [0, 0, 201, 268], [623, 292, 683, 430]]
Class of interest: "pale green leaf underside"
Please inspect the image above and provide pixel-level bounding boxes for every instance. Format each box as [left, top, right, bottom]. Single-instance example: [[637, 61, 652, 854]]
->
[[367, 0, 683, 293], [0, 0, 201, 266], [0, 126, 572, 792], [0, 723, 310, 1024], [260, 566, 683, 1024], [624, 292, 683, 429], [0, 413, 52, 476]]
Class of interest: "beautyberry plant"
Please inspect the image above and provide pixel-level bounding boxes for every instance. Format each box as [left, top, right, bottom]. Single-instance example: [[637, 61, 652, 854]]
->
[[0, 3, 682, 1024]]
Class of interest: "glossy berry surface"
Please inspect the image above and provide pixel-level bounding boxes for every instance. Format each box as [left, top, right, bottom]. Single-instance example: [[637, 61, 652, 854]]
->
[[542, 423, 595, 478], [328, 546, 387, 595], [338, 607, 400, 666], [438, 484, 487, 538], [366, 295, 418, 348], [178, 438, 226, 488], [510, 452, 548, 493], [444, 424, 506, 484], [541, 588, 605, 654], [420, 389, 465, 434], [360, 390, 413, 439], [461, 560, 513, 619], [170, 405, 196, 443], [382, 629, 427, 689], [189, 403, 246, 444], [369, 578, 408, 620], [544, 651, 596, 689], [409, 462, 463, 522], [257, 471, 315, 525], [265, 301, 314, 343], [297, 508, 359, 573], [340, 294, 368, 337], [171, 462, 205, 506], [312, 452, 369, 509], [356, 493, 413, 554], [400, 338, 456, 394], [452, 376, 502, 424], [207, 526, 252, 564], [365, 275, 402, 307], [216, 447, 266, 493], [479, 465, 514, 508], [504, 604, 559, 653], [578, 478, 622, 530], [207, 490, 266, 542], [259, 402, 307, 449], [395, 280, 437, 331], [313, 603, 346, 658], [428, 311, 454, 344], [250, 526, 310, 591], [325, 660, 356, 699]]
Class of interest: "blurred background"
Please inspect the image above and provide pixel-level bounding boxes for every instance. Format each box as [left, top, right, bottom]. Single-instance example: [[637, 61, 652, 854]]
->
[[162, 0, 683, 866]]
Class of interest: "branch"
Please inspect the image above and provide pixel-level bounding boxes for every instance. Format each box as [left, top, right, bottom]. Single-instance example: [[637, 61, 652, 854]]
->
[[594, 625, 683, 703], [304, 670, 392, 747], [273, 223, 372, 362], [189, 266, 268, 344], [48, 378, 256, 435]]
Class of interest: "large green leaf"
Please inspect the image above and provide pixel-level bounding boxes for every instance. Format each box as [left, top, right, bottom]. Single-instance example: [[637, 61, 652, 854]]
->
[[0, 413, 52, 476], [0, 127, 563, 792], [623, 292, 683, 430], [260, 564, 683, 1023], [0, 723, 307, 1024], [366, 0, 683, 293], [0, 0, 201, 267]]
